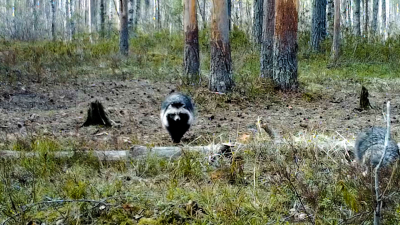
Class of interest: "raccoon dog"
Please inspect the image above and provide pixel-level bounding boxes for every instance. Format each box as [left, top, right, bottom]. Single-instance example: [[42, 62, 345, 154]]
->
[[354, 127, 400, 167], [160, 93, 194, 143]]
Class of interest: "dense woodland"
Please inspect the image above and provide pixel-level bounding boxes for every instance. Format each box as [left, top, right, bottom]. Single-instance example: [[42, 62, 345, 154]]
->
[[2, 0, 400, 224]]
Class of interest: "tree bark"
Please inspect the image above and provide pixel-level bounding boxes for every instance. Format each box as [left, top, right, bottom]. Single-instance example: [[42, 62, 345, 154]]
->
[[228, 0, 231, 30], [157, 0, 160, 29], [253, 0, 263, 43], [51, 0, 56, 41], [70, 0, 75, 38], [354, 0, 361, 36], [119, 0, 129, 55], [100, 0, 105, 37], [364, 0, 368, 38], [327, 0, 334, 38], [128, 0, 134, 30], [209, 0, 234, 93], [273, 0, 299, 91], [310, 0, 327, 51], [184, 0, 200, 84], [134, 0, 141, 28], [260, 0, 275, 78], [330, 0, 340, 64], [382, 0, 386, 35], [372, 0, 378, 35]]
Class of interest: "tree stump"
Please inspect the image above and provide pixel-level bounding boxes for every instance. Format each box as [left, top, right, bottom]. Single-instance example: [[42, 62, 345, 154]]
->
[[82, 100, 112, 127], [359, 86, 371, 110]]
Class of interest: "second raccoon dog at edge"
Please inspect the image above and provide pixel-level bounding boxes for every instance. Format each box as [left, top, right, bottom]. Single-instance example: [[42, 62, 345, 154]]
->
[[354, 127, 400, 167], [160, 93, 194, 143]]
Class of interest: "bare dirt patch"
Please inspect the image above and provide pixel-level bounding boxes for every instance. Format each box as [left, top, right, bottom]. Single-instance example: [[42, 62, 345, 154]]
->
[[1, 79, 400, 149]]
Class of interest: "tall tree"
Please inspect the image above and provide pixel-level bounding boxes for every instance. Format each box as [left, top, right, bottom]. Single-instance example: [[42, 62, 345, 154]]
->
[[364, 0, 368, 38], [51, 0, 56, 41], [184, 0, 200, 83], [354, 0, 361, 36], [330, 0, 340, 64], [382, 0, 386, 35], [209, 0, 234, 93], [260, 0, 275, 78], [253, 0, 263, 43], [228, 0, 231, 30], [70, 0, 75, 38], [128, 0, 134, 30], [310, 0, 327, 51], [372, 0, 378, 34], [327, 0, 334, 37], [157, 0, 160, 29], [134, 0, 140, 27], [100, 0, 105, 37], [273, 0, 298, 90], [120, 0, 129, 55]]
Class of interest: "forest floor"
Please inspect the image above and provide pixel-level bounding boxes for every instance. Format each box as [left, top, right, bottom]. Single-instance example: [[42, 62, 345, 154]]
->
[[2, 33, 400, 224], [1, 62, 400, 150]]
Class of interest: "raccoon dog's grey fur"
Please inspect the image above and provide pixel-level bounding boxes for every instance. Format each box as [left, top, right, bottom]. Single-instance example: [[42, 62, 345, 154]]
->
[[354, 127, 400, 167], [160, 93, 194, 143]]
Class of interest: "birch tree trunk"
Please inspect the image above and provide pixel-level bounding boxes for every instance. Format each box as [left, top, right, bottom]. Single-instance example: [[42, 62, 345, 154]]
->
[[273, 0, 299, 91], [311, 0, 327, 51], [184, 0, 200, 84], [253, 0, 263, 43], [119, 0, 129, 55], [260, 0, 275, 78], [354, 0, 361, 36], [209, 0, 234, 93], [330, 0, 340, 64]]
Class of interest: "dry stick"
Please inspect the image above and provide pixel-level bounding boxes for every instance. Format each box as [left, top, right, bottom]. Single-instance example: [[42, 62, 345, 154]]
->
[[373, 101, 390, 225]]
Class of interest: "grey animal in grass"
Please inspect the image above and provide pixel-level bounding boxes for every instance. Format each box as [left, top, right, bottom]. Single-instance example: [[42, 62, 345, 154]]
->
[[160, 93, 194, 143], [354, 127, 400, 167]]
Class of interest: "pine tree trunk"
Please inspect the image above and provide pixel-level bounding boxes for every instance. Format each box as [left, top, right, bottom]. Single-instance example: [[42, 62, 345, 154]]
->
[[382, 0, 386, 35], [66, 0, 70, 40], [228, 0, 231, 30], [327, 0, 334, 38], [260, 0, 275, 78], [70, 0, 75, 38], [184, 0, 200, 84], [330, 0, 340, 64], [157, 0, 161, 29], [354, 0, 361, 36], [119, 0, 129, 55], [253, 0, 263, 43], [364, 0, 368, 38], [128, 0, 134, 30], [372, 0, 378, 35], [51, 0, 56, 41], [100, 0, 105, 37], [311, 0, 327, 51], [273, 0, 298, 91], [134, 0, 140, 27], [209, 0, 234, 93]]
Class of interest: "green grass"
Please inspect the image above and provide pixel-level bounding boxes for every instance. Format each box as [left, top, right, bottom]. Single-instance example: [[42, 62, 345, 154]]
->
[[1, 138, 400, 224]]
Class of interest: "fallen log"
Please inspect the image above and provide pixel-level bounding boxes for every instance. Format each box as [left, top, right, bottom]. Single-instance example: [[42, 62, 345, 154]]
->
[[0, 144, 232, 161]]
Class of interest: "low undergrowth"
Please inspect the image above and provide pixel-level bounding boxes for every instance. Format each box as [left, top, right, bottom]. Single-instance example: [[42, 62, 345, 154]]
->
[[1, 135, 400, 224]]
